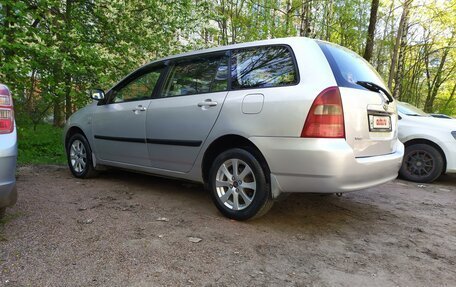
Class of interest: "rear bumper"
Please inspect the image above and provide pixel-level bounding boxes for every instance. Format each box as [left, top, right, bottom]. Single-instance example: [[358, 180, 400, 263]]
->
[[250, 137, 404, 194], [0, 127, 18, 208]]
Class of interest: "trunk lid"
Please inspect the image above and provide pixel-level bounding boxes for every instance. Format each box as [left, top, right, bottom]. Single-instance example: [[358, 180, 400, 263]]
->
[[340, 87, 398, 157], [318, 40, 398, 157]]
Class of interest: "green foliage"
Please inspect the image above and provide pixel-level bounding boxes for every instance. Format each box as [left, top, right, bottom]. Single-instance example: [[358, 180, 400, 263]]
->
[[17, 123, 66, 165], [195, 0, 455, 115], [1, 0, 196, 126], [1, 0, 455, 125]]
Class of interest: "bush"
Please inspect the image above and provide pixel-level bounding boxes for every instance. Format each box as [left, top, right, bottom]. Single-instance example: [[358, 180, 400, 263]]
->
[[17, 124, 66, 165]]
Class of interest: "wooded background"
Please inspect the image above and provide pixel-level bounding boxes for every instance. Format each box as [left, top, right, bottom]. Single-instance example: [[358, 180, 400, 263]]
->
[[1, 0, 455, 128]]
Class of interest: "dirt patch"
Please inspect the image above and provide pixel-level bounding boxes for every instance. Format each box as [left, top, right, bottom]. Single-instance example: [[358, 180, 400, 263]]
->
[[1, 165, 455, 286]]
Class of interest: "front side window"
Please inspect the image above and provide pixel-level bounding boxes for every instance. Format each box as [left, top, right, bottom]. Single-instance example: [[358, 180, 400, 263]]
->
[[231, 46, 298, 89], [111, 68, 163, 103], [161, 55, 228, 98]]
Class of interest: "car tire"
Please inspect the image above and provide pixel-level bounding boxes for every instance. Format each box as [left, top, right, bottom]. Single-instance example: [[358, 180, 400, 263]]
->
[[399, 143, 444, 183], [0, 208, 5, 219], [66, 133, 98, 179], [208, 148, 273, 220]]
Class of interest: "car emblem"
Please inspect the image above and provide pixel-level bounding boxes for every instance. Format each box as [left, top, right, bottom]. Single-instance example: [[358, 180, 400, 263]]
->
[[383, 103, 388, 111]]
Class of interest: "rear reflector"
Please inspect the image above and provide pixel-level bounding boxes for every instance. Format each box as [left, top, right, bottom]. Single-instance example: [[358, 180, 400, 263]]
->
[[301, 87, 345, 138], [0, 84, 14, 134], [0, 95, 11, 106]]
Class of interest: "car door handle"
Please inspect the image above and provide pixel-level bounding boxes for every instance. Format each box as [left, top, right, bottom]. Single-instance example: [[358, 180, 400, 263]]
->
[[132, 105, 147, 112], [197, 100, 218, 108]]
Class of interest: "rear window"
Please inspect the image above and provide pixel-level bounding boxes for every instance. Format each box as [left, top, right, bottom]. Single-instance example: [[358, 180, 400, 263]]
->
[[318, 41, 387, 90], [231, 46, 298, 89]]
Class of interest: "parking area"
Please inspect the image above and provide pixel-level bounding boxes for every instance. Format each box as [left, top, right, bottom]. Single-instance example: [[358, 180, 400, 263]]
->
[[1, 165, 455, 286]]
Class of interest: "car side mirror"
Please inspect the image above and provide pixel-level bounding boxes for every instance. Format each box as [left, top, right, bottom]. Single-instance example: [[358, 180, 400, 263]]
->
[[90, 89, 105, 101], [398, 115, 402, 120]]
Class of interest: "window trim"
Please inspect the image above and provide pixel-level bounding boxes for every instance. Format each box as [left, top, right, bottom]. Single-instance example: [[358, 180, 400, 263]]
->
[[101, 43, 300, 105]]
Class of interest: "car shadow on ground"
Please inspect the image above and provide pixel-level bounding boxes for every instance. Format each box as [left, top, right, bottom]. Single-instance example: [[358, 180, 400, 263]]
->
[[434, 173, 456, 187], [91, 168, 406, 233]]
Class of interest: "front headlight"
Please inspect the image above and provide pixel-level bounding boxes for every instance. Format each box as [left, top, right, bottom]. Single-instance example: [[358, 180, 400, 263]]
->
[[452, 131, 456, 140]]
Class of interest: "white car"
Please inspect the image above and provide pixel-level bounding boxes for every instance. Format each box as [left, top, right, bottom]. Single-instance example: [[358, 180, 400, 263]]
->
[[398, 102, 456, 182]]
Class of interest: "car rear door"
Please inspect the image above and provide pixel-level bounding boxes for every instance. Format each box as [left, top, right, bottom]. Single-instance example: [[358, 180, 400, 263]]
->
[[319, 42, 399, 157], [145, 53, 229, 172], [92, 66, 164, 166]]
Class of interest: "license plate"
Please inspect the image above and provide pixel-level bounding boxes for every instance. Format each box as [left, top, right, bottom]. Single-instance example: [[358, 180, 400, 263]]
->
[[369, 115, 391, 132]]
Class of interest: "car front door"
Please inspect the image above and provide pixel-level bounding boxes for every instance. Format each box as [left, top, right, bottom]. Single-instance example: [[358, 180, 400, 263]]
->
[[146, 54, 229, 172], [92, 66, 164, 166]]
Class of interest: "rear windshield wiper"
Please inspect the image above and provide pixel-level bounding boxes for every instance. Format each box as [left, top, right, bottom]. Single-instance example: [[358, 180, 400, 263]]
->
[[356, 81, 394, 104]]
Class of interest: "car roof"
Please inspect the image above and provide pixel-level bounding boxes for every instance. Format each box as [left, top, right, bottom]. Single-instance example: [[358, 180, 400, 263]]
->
[[108, 37, 315, 92], [154, 37, 313, 63]]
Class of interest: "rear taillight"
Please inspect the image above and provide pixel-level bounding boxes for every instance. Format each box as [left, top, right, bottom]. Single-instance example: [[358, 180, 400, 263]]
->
[[301, 86, 345, 138], [0, 84, 14, 134]]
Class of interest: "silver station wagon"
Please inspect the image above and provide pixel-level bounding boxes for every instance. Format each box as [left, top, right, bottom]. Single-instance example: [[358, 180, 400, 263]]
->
[[64, 37, 404, 220], [0, 84, 17, 218]]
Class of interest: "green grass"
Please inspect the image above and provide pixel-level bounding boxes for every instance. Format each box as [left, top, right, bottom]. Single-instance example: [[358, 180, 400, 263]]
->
[[17, 124, 66, 165]]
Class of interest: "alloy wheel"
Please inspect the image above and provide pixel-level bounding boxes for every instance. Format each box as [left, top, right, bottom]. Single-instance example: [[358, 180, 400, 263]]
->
[[70, 139, 87, 173], [405, 150, 434, 177], [215, 158, 257, 211]]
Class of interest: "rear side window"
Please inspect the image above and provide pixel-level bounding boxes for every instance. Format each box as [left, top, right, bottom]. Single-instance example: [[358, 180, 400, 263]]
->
[[231, 46, 298, 89], [318, 42, 387, 90], [161, 55, 228, 97]]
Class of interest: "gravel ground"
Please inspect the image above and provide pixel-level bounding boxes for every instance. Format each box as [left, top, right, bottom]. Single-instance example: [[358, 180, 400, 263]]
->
[[0, 165, 455, 287]]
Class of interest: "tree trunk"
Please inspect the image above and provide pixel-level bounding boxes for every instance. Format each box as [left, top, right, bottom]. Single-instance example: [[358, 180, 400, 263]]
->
[[443, 83, 456, 111], [65, 76, 72, 119], [53, 100, 65, 127], [392, 20, 410, 99], [218, 0, 228, 45], [424, 43, 454, 112], [388, 0, 411, 92], [375, 0, 395, 74], [299, 0, 312, 37], [363, 0, 379, 62], [285, 0, 291, 35], [26, 69, 37, 115], [2, 3, 16, 85], [324, 0, 333, 41], [271, 4, 277, 38], [63, 0, 73, 120]]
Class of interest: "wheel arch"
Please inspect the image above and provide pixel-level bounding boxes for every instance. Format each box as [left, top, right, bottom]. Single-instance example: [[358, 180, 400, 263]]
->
[[65, 126, 87, 149], [403, 138, 447, 174], [201, 134, 271, 184]]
